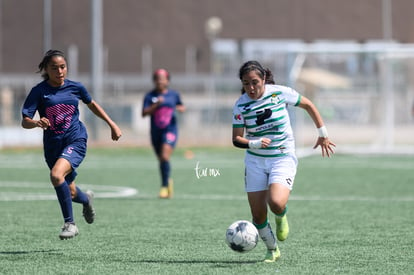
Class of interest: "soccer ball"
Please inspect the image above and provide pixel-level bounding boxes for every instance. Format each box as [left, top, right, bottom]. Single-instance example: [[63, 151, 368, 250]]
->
[[225, 220, 259, 253]]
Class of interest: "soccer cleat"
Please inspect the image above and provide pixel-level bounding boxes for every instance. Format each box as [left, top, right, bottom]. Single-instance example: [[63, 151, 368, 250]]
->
[[168, 179, 174, 198], [159, 187, 169, 199], [264, 247, 281, 263], [275, 214, 289, 241], [83, 190, 96, 224], [59, 222, 79, 240]]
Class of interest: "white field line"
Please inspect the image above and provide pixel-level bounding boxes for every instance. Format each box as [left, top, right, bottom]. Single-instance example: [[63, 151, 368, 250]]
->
[[0, 181, 137, 201], [1, 181, 413, 202]]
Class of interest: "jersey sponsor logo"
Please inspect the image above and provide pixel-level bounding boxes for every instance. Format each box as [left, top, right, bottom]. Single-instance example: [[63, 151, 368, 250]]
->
[[254, 122, 275, 132], [234, 114, 242, 121], [154, 106, 174, 129], [255, 108, 272, 125], [45, 104, 76, 134]]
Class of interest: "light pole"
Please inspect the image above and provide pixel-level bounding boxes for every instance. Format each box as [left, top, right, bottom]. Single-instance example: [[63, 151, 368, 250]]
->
[[91, 0, 103, 140], [204, 17, 223, 124], [382, 0, 392, 41], [381, 0, 394, 150], [0, 0, 2, 70], [43, 0, 52, 52], [205, 16, 223, 75]]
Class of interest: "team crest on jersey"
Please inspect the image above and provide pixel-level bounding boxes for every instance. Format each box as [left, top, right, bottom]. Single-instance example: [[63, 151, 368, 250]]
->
[[271, 93, 284, 104], [271, 93, 277, 103], [234, 114, 242, 121]]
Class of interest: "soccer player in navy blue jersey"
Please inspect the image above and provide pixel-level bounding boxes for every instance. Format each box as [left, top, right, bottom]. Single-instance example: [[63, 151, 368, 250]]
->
[[142, 69, 185, 198], [21, 50, 122, 239]]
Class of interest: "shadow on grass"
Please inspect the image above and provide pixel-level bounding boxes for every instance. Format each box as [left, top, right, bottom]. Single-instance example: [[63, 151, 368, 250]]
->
[[0, 249, 61, 255]]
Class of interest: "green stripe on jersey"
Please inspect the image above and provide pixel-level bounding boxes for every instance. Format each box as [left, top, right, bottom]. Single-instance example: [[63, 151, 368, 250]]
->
[[238, 100, 256, 107], [262, 146, 286, 150], [247, 124, 286, 136], [295, 94, 302, 106], [278, 98, 286, 105], [263, 92, 282, 101], [237, 92, 282, 108], [244, 106, 285, 120], [246, 150, 288, 158], [249, 131, 284, 137], [241, 103, 275, 115], [271, 136, 288, 142], [245, 116, 286, 129], [233, 124, 244, 128]]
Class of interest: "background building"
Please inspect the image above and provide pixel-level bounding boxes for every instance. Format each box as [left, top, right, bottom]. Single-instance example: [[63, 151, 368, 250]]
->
[[1, 0, 414, 152], [1, 0, 414, 74]]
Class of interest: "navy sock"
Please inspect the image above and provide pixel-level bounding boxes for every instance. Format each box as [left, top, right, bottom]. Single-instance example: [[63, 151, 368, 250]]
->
[[160, 161, 170, 187], [72, 186, 89, 205], [54, 182, 74, 223]]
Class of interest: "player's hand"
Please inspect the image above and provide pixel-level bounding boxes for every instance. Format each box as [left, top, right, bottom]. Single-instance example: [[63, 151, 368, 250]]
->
[[37, 117, 50, 130], [110, 124, 122, 141], [157, 96, 165, 104], [313, 137, 336, 157], [261, 138, 272, 148]]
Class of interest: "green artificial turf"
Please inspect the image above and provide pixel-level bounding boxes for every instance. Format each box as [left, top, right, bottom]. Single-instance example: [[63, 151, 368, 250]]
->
[[1, 147, 413, 274]]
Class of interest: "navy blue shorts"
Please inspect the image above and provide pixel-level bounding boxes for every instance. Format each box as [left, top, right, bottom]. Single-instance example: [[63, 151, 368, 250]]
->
[[44, 138, 87, 183], [151, 128, 178, 156]]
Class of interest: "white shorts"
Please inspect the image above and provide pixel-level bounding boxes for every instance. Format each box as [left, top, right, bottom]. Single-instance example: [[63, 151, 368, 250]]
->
[[244, 153, 298, 192]]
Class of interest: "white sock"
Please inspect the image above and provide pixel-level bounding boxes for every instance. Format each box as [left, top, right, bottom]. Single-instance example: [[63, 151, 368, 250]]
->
[[258, 223, 277, 250]]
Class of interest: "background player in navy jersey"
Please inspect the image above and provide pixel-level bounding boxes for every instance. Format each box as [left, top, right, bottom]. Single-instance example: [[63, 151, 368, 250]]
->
[[21, 50, 122, 239], [142, 69, 185, 198]]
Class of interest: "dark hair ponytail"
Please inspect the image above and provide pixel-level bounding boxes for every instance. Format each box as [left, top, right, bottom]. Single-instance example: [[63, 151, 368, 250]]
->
[[37, 49, 67, 80], [264, 68, 275, 84], [238, 60, 275, 94]]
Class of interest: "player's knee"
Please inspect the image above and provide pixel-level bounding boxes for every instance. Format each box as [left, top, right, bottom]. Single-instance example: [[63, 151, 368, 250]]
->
[[50, 170, 64, 186], [160, 153, 170, 162], [268, 198, 286, 215]]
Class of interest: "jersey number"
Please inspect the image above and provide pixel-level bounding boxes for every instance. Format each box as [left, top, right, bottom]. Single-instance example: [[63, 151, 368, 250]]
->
[[255, 108, 272, 125]]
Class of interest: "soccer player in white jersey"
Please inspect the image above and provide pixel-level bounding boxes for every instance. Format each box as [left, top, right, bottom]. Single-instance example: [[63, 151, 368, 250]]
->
[[232, 60, 335, 262]]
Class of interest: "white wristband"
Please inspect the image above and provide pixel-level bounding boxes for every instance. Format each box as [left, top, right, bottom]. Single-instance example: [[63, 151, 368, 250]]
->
[[317, 126, 328, 138], [248, 139, 263, 149]]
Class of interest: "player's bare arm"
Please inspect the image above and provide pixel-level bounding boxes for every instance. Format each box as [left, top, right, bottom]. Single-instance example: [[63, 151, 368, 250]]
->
[[298, 96, 336, 157], [21, 116, 50, 130], [176, 104, 186, 113], [87, 100, 122, 141]]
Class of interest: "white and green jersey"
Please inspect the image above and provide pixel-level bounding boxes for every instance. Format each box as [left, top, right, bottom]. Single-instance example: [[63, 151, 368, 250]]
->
[[232, 84, 302, 157]]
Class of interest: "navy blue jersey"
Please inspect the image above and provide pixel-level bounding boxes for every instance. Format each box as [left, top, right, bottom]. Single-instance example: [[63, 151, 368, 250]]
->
[[22, 79, 92, 145], [143, 89, 183, 132]]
